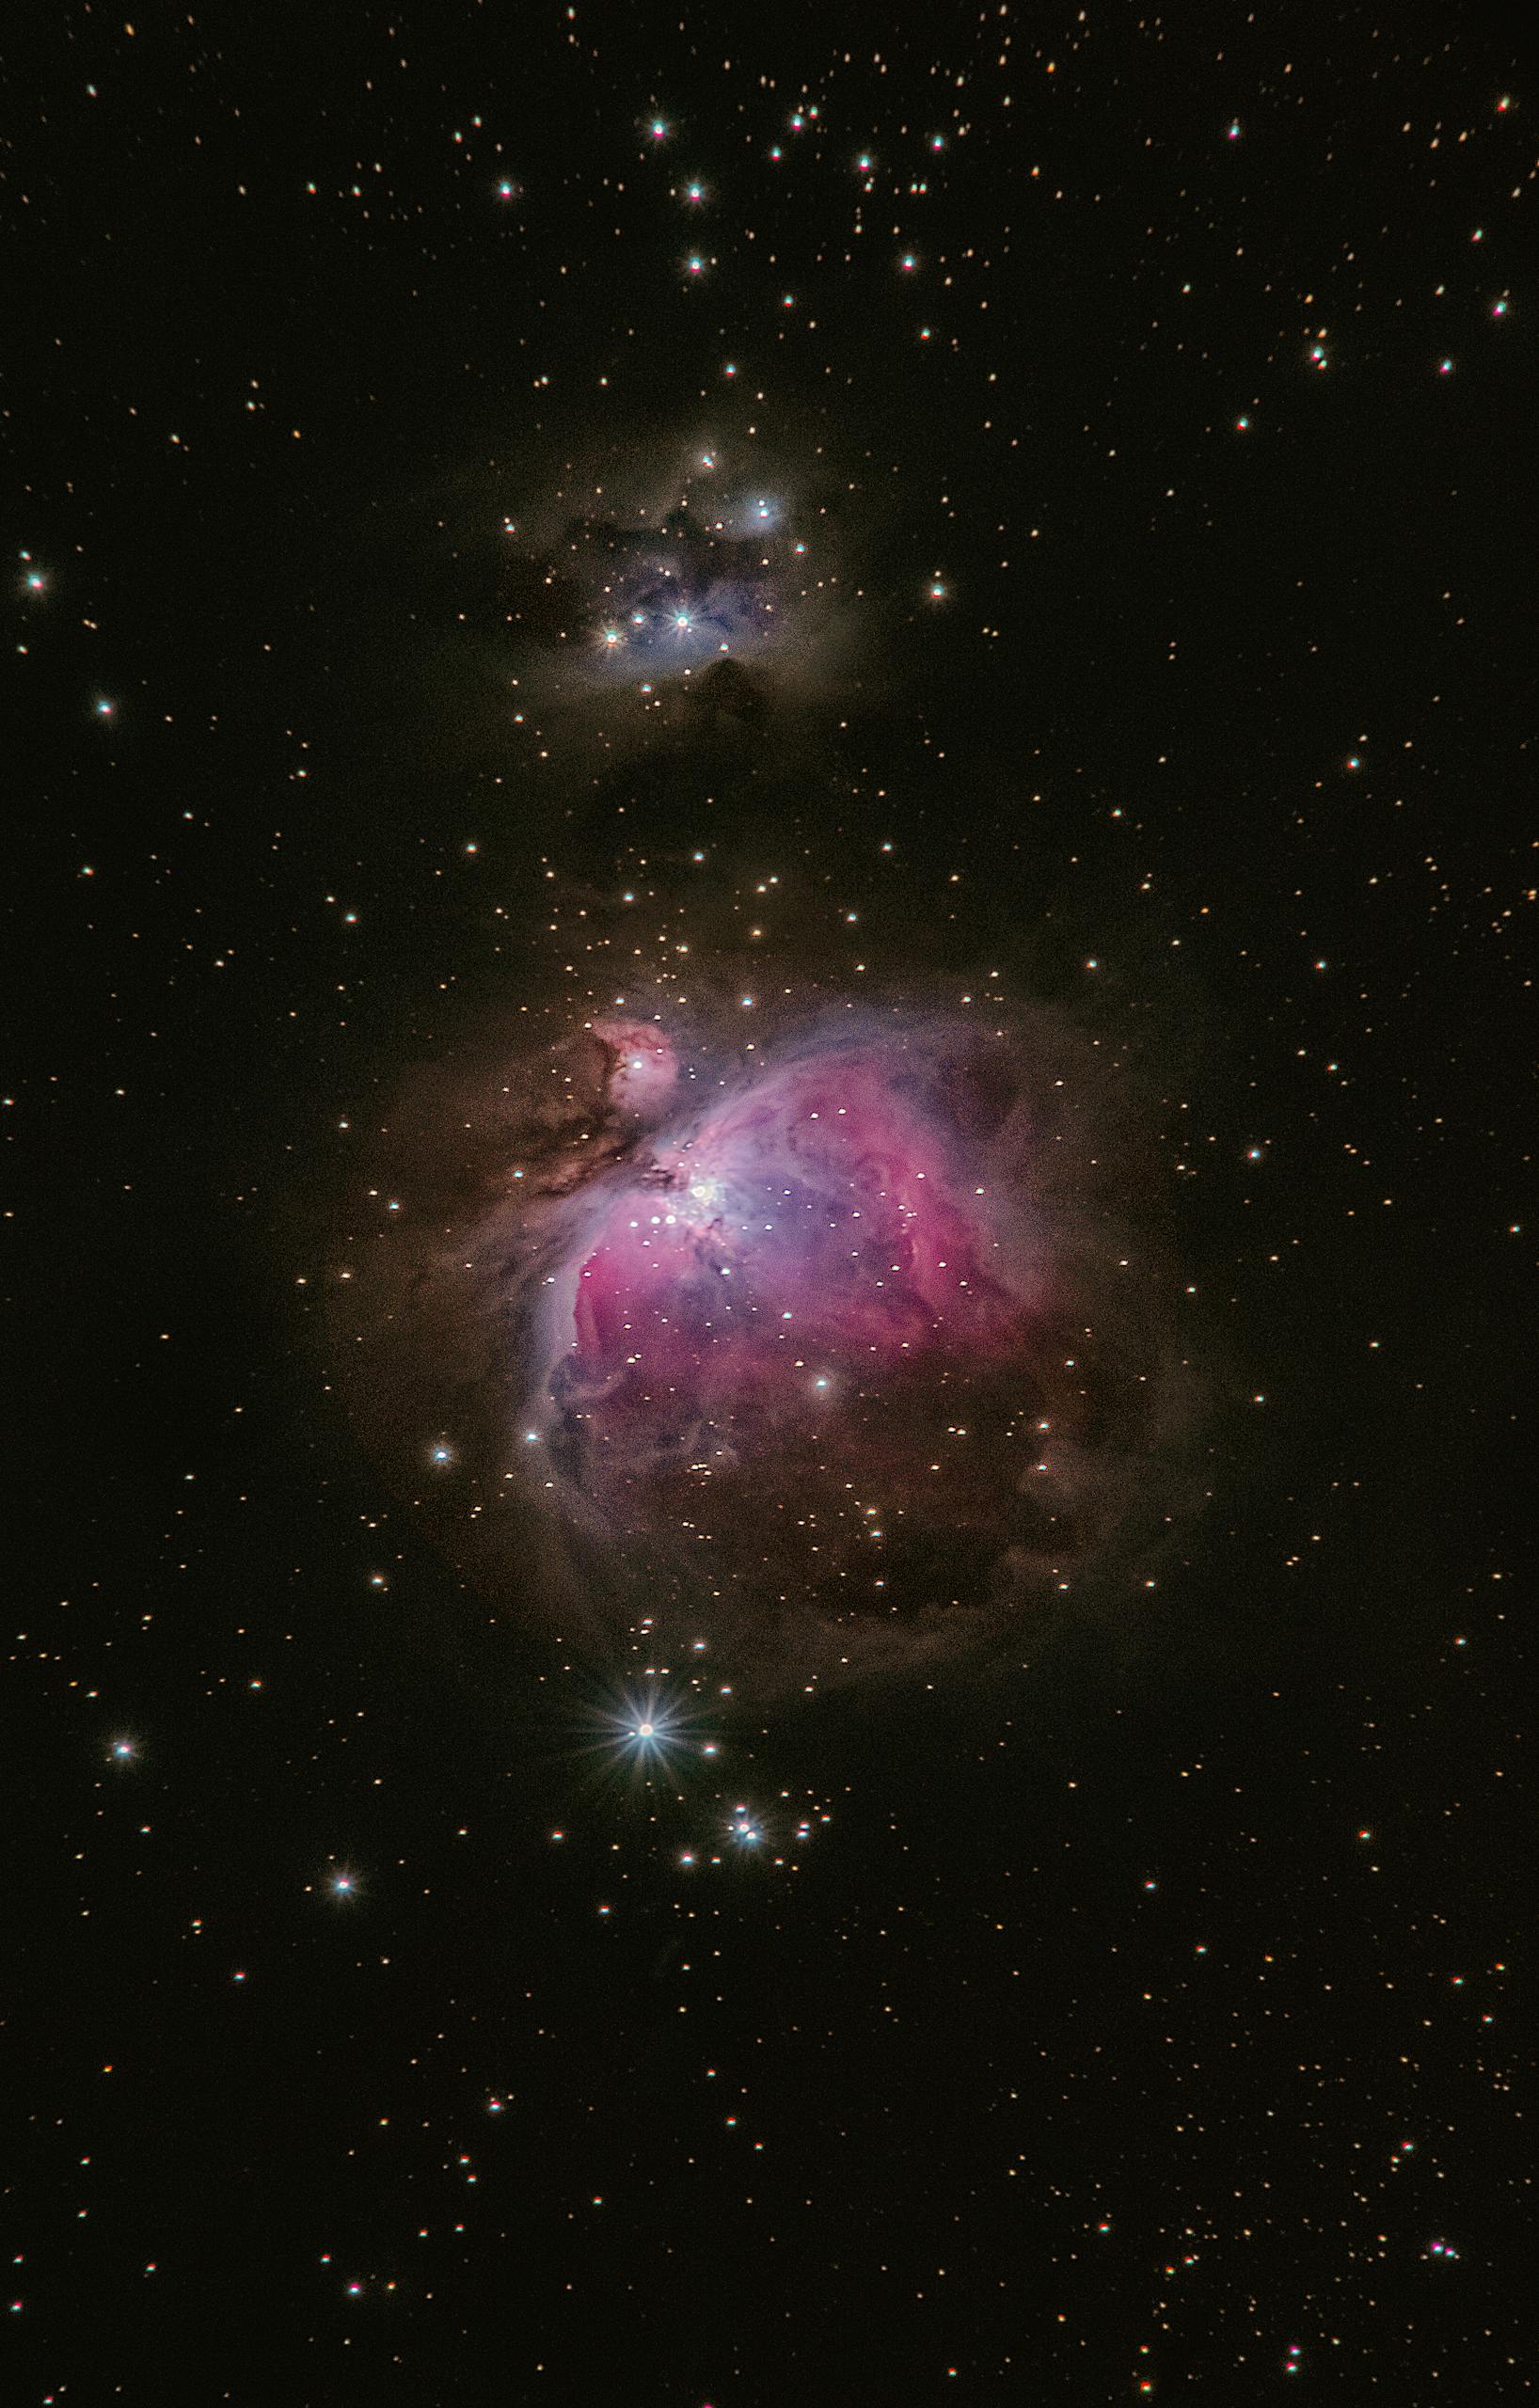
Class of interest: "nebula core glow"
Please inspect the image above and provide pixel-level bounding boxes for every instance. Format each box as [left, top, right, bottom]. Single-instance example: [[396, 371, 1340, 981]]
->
[[540, 1025, 1046, 1577], [325, 978, 1200, 1701]]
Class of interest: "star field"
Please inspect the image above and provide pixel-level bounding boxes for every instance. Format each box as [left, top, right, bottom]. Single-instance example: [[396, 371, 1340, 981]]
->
[[9, 7, 1533, 2401]]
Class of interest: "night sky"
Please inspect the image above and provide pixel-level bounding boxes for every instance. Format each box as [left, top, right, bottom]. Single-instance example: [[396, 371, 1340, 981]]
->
[[10, 7, 1533, 2400]]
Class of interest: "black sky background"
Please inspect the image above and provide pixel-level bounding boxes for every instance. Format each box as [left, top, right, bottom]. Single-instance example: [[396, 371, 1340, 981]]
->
[[8, 6, 1533, 2400]]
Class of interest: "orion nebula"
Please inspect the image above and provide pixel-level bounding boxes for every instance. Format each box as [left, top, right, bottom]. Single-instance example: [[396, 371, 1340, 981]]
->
[[324, 956, 1203, 1701]]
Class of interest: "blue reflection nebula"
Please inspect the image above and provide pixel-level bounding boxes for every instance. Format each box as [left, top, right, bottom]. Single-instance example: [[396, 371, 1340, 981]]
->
[[574, 501, 784, 676]]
